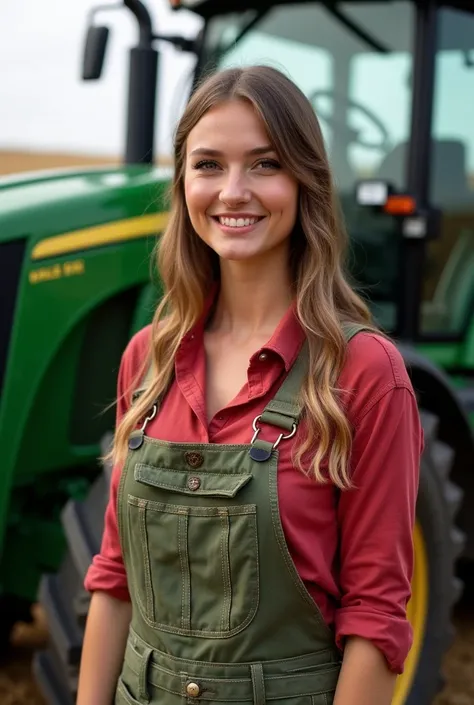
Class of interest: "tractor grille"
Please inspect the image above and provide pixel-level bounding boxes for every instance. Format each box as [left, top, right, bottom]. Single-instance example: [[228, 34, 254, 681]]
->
[[0, 239, 26, 397]]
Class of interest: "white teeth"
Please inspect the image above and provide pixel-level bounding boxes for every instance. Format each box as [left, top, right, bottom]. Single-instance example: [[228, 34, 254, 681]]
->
[[218, 216, 259, 227]]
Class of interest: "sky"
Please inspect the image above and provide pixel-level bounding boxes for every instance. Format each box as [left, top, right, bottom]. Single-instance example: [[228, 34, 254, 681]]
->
[[1, 0, 473, 176], [0, 0, 201, 158]]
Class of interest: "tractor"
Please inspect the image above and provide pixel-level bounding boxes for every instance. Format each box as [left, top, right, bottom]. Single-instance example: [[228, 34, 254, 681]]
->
[[0, 1, 473, 703]]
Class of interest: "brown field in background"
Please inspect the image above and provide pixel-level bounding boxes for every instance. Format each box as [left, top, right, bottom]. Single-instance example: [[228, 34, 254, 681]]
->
[[0, 150, 120, 175], [0, 150, 173, 176]]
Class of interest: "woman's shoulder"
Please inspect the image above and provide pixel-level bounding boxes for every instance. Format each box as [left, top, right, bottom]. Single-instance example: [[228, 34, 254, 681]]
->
[[344, 329, 411, 386], [119, 324, 153, 388], [340, 330, 415, 421], [123, 323, 153, 364]]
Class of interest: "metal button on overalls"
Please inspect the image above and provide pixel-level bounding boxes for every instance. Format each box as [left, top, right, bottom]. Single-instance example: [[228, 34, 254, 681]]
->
[[186, 682, 201, 698], [114, 326, 365, 705], [187, 476, 201, 491]]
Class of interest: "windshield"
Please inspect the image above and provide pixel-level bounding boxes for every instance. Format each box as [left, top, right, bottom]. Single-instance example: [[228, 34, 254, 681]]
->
[[199, 1, 415, 330]]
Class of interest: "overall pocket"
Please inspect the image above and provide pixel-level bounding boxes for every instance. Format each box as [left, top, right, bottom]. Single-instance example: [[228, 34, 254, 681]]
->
[[126, 465, 259, 637]]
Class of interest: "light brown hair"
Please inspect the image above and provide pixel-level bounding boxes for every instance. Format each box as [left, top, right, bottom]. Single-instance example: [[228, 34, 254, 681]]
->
[[112, 65, 378, 489]]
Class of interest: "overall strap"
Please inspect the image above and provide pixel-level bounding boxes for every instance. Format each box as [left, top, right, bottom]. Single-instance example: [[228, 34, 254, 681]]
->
[[258, 343, 308, 433], [341, 321, 371, 343], [249, 322, 370, 462]]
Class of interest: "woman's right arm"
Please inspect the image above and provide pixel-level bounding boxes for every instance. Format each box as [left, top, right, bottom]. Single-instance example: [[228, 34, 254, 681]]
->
[[77, 455, 132, 703], [78, 330, 150, 703], [77, 591, 131, 705]]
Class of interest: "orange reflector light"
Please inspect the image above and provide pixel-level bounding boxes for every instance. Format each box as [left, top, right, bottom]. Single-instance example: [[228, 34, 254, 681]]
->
[[384, 195, 417, 215]]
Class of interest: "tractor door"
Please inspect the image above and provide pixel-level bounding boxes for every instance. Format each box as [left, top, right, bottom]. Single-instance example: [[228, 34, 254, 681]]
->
[[416, 6, 474, 340]]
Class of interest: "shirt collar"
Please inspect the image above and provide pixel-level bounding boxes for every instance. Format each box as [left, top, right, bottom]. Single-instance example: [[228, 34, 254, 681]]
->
[[180, 285, 306, 371], [257, 301, 306, 371]]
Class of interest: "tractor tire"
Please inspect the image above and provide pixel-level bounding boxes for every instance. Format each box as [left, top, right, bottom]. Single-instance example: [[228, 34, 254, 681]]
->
[[33, 433, 114, 705], [392, 410, 465, 705], [34, 415, 464, 705]]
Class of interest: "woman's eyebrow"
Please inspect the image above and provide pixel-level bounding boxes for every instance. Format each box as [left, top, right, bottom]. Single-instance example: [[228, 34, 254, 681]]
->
[[189, 145, 275, 157]]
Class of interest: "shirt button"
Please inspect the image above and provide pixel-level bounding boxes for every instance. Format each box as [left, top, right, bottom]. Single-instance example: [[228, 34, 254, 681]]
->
[[186, 682, 201, 698], [258, 352, 268, 361]]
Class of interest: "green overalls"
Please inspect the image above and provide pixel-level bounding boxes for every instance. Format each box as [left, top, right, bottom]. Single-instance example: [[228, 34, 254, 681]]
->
[[115, 324, 366, 705]]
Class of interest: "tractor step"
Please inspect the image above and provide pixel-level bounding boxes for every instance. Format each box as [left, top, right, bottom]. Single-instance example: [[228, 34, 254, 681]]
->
[[61, 470, 109, 577], [38, 556, 84, 667], [33, 648, 75, 705]]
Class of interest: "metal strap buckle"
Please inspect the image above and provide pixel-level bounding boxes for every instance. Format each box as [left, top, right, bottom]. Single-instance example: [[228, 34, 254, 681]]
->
[[139, 403, 157, 432], [251, 414, 297, 450]]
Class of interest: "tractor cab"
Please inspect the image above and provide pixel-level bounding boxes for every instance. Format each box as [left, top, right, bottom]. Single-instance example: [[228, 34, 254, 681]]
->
[[85, 0, 474, 344], [177, 0, 474, 347]]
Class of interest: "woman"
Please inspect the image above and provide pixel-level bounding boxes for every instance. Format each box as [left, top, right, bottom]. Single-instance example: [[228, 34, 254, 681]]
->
[[78, 65, 422, 705]]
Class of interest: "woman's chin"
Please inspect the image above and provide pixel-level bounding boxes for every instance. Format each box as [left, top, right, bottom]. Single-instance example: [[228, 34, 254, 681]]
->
[[215, 246, 261, 263]]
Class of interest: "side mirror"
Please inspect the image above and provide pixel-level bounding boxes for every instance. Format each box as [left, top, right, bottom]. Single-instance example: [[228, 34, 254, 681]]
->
[[82, 25, 110, 80]]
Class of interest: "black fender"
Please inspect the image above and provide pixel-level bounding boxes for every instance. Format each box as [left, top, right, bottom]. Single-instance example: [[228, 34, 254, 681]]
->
[[398, 343, 474, 559]]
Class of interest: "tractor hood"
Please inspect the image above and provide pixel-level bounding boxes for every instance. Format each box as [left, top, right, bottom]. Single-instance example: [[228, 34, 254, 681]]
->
[[0, 164, 173, 249]]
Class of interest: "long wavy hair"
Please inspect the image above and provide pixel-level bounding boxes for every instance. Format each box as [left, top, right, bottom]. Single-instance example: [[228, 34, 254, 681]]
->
[[112, 65, 378, 489]]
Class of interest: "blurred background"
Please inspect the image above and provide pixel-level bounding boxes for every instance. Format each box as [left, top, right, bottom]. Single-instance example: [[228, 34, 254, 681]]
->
[[1, 2, 474, 705], [0, 0, 200, 174]]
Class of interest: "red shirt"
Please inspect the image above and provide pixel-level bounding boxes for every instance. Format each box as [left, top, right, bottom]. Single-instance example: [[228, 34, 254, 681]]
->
[[85, 303, 422, 674]]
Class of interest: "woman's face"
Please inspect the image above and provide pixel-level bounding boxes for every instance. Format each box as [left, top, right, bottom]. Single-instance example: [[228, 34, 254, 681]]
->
[[184, 100, 298, 266]]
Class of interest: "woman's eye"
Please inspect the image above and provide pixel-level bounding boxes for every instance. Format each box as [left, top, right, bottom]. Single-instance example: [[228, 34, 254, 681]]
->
[[256, 159, 281, 170], [193, 160, 219, 171]]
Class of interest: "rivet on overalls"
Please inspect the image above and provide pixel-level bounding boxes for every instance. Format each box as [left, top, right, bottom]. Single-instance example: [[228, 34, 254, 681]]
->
[[185, 451, 204, 468], [187, 476, 201, 491], [186, 681, 201, 698]]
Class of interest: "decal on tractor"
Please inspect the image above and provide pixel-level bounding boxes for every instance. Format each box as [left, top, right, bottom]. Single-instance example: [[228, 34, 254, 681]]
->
[[29, 259, 86, 285]]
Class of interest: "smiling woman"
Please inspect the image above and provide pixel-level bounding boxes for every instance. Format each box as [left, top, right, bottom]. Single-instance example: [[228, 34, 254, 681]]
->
[[184, 100, 298, 266], [77, 65, 422, 705]]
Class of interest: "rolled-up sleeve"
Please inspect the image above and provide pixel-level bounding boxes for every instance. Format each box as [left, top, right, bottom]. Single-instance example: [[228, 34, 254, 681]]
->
[[84, 460, 130, 601], [335, 385, 422, 673]]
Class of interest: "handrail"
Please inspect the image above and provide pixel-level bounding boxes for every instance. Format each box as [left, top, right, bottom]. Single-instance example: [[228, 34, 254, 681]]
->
[[123, 0, 154, 45]]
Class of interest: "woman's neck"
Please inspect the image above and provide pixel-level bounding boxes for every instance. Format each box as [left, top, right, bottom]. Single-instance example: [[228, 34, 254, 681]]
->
[[208, 260, 293, 343]]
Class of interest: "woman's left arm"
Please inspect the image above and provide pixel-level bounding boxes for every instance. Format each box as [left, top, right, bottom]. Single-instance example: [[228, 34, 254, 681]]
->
[[334, 381, 423, 705], [333, 636, 396, 705]]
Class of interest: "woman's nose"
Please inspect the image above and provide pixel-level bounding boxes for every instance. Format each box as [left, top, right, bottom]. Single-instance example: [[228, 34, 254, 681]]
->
[[218, 172, 251, 206]]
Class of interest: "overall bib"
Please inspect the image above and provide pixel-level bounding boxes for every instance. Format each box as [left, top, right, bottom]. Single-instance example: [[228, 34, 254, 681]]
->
[[115, 324, 365, 705]]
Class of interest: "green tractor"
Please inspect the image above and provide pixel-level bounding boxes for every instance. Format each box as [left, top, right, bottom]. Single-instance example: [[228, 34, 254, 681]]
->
[[0, 0, 473, 703]]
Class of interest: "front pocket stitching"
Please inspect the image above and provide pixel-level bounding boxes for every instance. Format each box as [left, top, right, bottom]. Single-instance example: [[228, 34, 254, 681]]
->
[[127, 504, 155, 623], [128, 496, 256, 517], [178, 511, 191, 630], [219, 509, 232, 632], [139, 505, 155, 622], [127, 503, 259, 638]]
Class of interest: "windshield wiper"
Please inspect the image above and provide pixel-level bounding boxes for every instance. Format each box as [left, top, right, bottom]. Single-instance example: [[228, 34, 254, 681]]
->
[[322, 2, 389, 54]]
